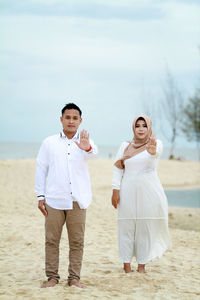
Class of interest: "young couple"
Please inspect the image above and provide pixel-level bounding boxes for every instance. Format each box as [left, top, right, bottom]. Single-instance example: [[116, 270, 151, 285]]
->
[[35, 103, 171, 288]]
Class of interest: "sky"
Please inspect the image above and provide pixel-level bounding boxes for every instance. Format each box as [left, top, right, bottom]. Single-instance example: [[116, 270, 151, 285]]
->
[[0, 0, 200, 146]]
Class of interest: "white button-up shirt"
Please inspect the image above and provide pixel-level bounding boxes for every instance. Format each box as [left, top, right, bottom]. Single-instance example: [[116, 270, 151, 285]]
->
[[35, 131, 98, 210]]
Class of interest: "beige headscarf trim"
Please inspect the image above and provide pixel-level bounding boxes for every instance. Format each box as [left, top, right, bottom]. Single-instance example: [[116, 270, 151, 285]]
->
[[115, 114, 155, 169]]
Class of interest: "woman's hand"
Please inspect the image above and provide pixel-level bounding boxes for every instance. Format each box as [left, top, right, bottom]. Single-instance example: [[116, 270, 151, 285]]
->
[[146, 137, 157, 155], [112, 189, 120, 209]]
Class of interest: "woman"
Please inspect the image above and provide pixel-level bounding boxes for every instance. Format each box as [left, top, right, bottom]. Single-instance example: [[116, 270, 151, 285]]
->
[[111, 114, 171, 273]]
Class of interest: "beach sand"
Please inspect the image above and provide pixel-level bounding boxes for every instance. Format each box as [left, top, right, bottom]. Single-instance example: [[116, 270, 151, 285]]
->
[[0, 158, 199, 300]]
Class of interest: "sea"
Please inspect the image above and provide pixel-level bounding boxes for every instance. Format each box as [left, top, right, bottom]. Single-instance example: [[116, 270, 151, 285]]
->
[[0, 142, 199, 161], [0, 142, 199, 208]]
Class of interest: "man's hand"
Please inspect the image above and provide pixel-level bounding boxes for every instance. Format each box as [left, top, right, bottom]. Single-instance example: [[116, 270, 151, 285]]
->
[[111, 189, 120, 209], [38, 200, 48, 216], [75, 129, 91, 151], [146, 137, 157, 155]]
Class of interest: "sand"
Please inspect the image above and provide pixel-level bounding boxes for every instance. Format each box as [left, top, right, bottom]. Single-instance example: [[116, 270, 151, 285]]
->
[[0, 158, 199, 300]]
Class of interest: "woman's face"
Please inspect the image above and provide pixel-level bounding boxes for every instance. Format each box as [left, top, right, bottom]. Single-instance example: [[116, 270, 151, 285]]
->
[[135, 119, 148, 139]]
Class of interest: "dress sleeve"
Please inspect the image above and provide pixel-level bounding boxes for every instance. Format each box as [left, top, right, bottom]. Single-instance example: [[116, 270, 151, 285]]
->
[[111, 142, 128, 190]]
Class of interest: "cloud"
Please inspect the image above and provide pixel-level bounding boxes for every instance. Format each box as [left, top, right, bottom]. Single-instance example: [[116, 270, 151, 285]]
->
[[0, 0, 199, 145], [0, 0, 166, 21]]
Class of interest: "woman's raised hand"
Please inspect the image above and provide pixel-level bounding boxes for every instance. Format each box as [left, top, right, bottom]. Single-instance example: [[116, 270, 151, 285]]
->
[[146, 137, 157, 155]]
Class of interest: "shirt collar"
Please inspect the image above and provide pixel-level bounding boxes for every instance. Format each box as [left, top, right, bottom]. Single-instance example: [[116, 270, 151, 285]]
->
[[60, 131, 79, 141]]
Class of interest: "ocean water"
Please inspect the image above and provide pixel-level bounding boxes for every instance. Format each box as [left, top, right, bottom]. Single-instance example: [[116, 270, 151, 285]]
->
[[166, 189, 200, 208], [0, 142, 199, 160], [0, 142, 41, 159]]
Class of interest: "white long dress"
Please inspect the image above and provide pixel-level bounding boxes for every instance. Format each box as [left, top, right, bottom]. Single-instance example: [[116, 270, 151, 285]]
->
[[112, 140, 171, 264]]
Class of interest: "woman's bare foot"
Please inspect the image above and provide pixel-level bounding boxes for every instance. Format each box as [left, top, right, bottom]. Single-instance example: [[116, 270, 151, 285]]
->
[[123, 263, 132, 273], [137, 264, 146, 273], [68, 279, 86, 288], [41, 279, 57, 288]]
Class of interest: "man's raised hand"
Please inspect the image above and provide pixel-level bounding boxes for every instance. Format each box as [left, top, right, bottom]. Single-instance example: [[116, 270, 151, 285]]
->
[[75, 129, 91, 151]]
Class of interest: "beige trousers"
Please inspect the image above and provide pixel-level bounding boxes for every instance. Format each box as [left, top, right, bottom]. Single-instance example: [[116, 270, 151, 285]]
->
[[45, 202, 86, 283]]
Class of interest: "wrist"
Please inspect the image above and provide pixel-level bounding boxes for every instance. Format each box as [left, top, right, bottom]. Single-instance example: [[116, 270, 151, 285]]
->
[[149, 150, 156, 155], [85, 145, 92, 152], [113, 189, 120, 194]]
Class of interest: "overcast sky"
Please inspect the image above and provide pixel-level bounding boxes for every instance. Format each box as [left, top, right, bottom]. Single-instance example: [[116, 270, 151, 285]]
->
[[0, 0, 199, 146]]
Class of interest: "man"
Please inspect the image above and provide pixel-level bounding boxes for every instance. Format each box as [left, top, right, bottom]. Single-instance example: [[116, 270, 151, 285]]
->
[[35, 103, 98, 288]]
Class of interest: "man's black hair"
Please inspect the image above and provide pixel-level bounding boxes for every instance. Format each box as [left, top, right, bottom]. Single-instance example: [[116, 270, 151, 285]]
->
[[61, 103, 82, 117]]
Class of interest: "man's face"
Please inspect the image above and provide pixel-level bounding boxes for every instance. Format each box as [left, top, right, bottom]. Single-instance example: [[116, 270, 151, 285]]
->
[[60, 109, 82, 134]]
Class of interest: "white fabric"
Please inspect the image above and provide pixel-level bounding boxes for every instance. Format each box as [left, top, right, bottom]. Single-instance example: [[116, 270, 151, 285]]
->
[[112, 139, 171, 263], [118, 219, 170, 264], [35, 131, 98, 210]]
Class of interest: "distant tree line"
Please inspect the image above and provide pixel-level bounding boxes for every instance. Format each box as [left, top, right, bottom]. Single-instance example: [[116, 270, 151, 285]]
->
[[181, 87, 200, 160], [142, 70, 200, 160], [162, 72, 200, 160]]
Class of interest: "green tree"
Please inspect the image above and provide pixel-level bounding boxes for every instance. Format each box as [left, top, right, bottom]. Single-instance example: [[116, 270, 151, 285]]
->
[[182, 89, 200, 160]]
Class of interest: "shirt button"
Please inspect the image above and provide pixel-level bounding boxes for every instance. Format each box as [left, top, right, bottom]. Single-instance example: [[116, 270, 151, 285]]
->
[[68, 144, 70, 146], [70, 192, 72, 194], [68, 153, 70, 155], [70, 182, 71, 184]]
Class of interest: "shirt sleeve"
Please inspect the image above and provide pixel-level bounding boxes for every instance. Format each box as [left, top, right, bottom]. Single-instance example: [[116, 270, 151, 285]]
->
[[111, 142, 128, 190], [35, 139, 49, 200]]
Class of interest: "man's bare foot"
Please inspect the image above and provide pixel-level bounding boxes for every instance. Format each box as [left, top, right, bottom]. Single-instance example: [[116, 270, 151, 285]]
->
[[123, 263, 132, 273], [137, 264, 146, 273], [68, 279, 86, 289], [41, 279, 57, 288]]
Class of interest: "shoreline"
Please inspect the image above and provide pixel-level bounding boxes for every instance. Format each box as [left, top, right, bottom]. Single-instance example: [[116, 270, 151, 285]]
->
[[163, 185, 200, 190]]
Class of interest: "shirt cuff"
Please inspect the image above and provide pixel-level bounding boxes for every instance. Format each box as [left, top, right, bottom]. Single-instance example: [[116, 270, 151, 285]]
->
[[111, 185, 120, 190], [37, 195, 45, 200]]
